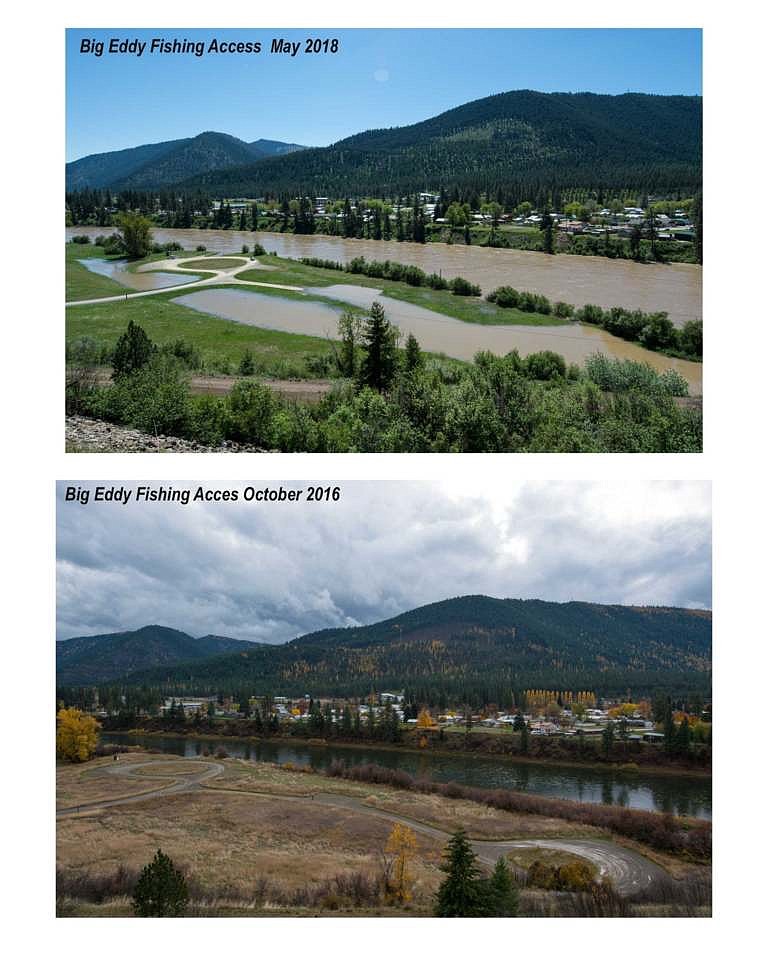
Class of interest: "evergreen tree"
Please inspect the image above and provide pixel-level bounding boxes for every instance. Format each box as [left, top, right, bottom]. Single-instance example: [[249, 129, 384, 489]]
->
[[484, 857, 519, 917], [435, 829, 487, 917], [238, 349, 256, 376], [403, 333, 423, 373], [676, 716, 691, 755], [664, 708, 677, 753], [112, 320, 154, 379], [359, 302, 398, 392], [692, 191, 702, 264], [602, 720, 615, 752], [540, 210, 555, 254], [132, 849, 189, 917]]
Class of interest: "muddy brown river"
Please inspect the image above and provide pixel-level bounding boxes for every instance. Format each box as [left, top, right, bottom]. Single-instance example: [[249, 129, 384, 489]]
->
[[66, 226, 702, 327], [174, 286, 703, 393]]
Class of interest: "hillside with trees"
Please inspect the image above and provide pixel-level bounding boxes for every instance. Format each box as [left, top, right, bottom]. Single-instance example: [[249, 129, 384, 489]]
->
[[66, 132, 307, 191], [58, 597, 712, 698], [176, 91, 702, 203], [56, 625, 256, 685]]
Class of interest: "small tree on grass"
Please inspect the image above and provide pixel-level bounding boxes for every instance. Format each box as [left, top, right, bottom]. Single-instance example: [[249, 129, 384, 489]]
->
[[116, 211, 154, 259], [359, 302, 398, 392], [435, 828, 486, 917], [384, 823, 418, 903], [133, 849, 189, 917], [337, 312, 363, 378], [403, 333, 423, 373], [112, 320, 154, 380], [485, 857, 519, 916], [238, 349, 256, 376]]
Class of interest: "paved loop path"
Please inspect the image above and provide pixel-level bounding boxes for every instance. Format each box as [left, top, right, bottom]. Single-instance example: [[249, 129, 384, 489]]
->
[[56, 759, 225, 816], [66, 257, 302, 307], [56, 759, 669, 895]]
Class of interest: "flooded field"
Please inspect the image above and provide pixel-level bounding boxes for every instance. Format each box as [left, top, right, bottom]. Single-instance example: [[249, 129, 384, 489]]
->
[[67, 226, 702, 327], [173, 286, 703, 392], [78, 257, 201, 291]]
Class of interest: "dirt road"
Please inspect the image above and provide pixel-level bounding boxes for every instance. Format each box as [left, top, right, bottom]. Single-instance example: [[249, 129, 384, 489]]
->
[[56, 759, 669, 894], [85, 367, 333, 402]]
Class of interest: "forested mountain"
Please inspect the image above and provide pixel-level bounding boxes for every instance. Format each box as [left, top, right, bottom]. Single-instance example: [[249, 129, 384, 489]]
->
[[65, 132, 307, 191], [56, 625, 256, 684], [176, 90, 702, 203], [80, 596, 712, 698]]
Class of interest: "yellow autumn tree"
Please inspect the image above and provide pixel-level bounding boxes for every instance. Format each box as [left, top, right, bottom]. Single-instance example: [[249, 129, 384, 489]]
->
[[384, 823, 418, 903], [56, 707, 100, 763], [416, 708, 434, 728]]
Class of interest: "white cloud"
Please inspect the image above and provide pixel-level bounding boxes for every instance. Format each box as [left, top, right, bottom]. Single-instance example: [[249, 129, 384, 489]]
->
[[56, 480, 711, 643]]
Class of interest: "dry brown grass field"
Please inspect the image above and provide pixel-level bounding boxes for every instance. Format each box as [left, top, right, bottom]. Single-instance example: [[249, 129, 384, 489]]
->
[[56, 754, 710, 917]]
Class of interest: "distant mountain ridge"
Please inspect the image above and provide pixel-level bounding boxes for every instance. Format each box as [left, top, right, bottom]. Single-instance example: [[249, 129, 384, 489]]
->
[[175, 90, 702, 199], [57, 596, 712, 696], [56, 624, 256, 685], [65, 132, 307, 191]]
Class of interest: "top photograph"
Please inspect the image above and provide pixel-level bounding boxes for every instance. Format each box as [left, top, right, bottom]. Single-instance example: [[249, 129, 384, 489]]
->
[[65, 28, 702, 453]]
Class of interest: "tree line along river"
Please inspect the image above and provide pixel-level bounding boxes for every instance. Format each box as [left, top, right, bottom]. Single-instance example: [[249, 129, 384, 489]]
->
[[105, 732, 711, 821]]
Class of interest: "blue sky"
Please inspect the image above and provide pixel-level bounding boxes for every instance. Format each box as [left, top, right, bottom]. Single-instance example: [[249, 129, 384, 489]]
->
[[66, 28, 701, 161]]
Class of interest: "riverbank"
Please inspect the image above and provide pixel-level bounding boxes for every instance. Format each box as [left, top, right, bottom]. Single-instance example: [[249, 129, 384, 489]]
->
[[105, 726, 712, 780], [65, 226, 702, 328]]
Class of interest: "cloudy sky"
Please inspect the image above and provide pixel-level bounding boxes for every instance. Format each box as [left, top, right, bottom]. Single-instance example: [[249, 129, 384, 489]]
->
[[56, 479, 711, 644]]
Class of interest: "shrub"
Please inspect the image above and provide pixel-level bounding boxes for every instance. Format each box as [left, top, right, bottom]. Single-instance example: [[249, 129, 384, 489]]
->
[[238, 349, 256, 376], [160, 339, 202, 370], [449, 276, 481, 297], [426, 272, 449, 290], [525, 350, 567, 381], [403, 265, 426, 287], [110, 355, 191, 435], [639, 312, 676, 350], [678, 319, 703, 359], [487, 286, 520, 308], [196, 244, 207, 252], [584, 353, 688, 397], [554, 300, 575, 318], [102, 233, 124, 255], [187, 395, 228, 446], [251, 242, 266, 256], [71, 235, 91, 244], [324, 761, 710, 860], [576, 303, 606, 325], [227, 381, 278, 446]]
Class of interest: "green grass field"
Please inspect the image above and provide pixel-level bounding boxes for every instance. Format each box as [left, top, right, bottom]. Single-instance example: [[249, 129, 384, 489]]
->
[[65, 244, 128, 301], [66, 286, 336, 375], [177, 257, 249, 270], [236, 255, 567, 327]]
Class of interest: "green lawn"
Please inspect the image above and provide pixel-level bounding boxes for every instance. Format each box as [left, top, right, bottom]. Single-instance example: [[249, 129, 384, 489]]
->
[[235, 255, 567, 327], [65, 244, 128, 301], [177, 257, 249, 270], [66, 280, 467, 380], [66, 287, 335, 375]]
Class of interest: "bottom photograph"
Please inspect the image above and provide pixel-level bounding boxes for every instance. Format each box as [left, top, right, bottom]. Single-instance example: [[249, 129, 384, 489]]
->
[[55, 479, 712, 918]]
